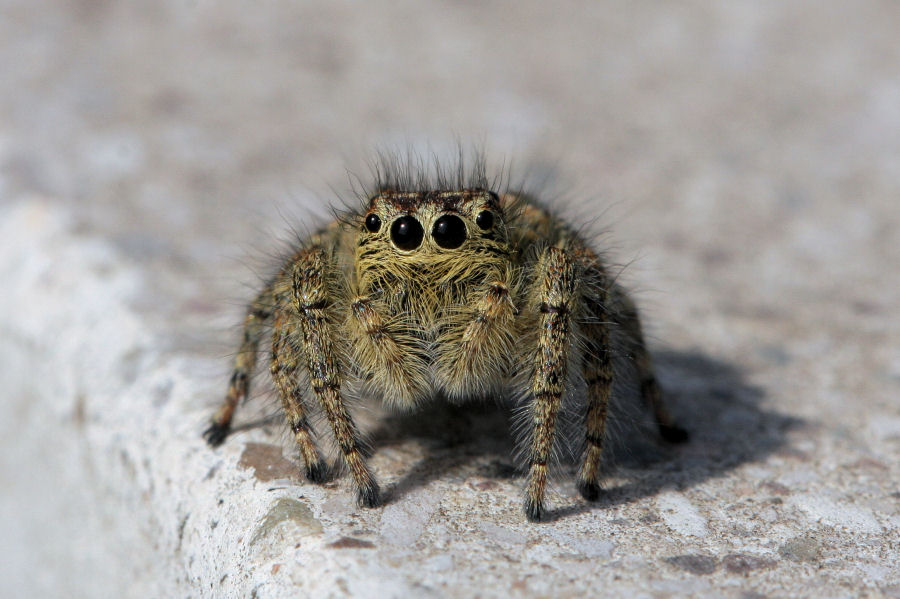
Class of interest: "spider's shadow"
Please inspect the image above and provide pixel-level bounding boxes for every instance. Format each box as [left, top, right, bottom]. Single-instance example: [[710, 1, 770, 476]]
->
[[364, 349, 802, 519]]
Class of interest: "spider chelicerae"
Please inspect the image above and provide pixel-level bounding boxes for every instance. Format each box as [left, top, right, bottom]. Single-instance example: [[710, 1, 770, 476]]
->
[[204, 156, 687, 521]]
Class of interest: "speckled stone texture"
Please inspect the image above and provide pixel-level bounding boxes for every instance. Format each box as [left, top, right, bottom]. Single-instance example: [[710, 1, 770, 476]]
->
[[1, 2, 898, 598]]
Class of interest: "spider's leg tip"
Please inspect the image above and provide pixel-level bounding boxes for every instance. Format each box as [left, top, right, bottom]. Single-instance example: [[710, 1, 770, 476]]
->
[[203, 422, 230, 447], [357, 481, 382, 508], [659, 423, 689, 444], [524, 497, 545, 522], [577, 480, 602, 502], [305, 460, 329, 484]]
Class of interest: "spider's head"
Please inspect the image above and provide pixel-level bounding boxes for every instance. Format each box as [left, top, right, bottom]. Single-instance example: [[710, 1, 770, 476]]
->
[[355, 189, 513, 298], [360, 188, 506, 252]]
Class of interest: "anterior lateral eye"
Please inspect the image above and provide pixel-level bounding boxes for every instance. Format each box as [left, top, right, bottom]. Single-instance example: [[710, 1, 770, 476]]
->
[[365, 213, 382, 233], [390, 215, 424, 250], [475, 210, 494, 230], [432, 214, 467, 249]]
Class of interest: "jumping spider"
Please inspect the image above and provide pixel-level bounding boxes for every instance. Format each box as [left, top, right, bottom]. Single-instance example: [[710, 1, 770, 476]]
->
[[204, 159, 687, 521]]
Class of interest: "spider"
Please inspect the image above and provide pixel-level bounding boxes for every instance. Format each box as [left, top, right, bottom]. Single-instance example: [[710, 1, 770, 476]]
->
[[203, 157, 687, 521]]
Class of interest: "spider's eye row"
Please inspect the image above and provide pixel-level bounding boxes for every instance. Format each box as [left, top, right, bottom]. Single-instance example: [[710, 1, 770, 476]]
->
[[390, 215, 424, 250], [432, 214, 467, 249], [365, 213, 382, 233], [475, 210, 494, 230]]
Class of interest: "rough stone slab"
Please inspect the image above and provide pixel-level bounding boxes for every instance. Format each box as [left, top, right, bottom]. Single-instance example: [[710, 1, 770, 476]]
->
[[2, 195, 898, 597]]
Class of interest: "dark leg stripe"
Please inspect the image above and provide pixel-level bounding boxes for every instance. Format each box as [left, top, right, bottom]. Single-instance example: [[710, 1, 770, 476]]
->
[[585, 374, 612, 387], [586, 434, 604, 447], [291, 418, 311, 434], [539, 302, 569, 315], [338, 439, 358, 454], [298, 299, 328, 312], [312, 382, 340, 394]]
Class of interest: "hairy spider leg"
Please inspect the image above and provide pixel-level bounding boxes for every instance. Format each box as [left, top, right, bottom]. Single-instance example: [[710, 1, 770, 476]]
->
[[291, 247, 380, 507], [576, 297, 615, 501], [615, 291, 689, 444], [524, 245, 578, 521], [434, 278, 519, 400], [203, 283, 275, 446], [270, 311, 329, 482], [348, 295, 431, 407]]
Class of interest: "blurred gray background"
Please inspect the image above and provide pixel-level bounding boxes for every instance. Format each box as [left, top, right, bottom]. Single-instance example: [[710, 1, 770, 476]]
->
[[1, 1, 898, 597]]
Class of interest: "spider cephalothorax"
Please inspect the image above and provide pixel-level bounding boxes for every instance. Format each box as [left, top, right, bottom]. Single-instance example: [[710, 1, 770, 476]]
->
[[204, 159, 687, 521]]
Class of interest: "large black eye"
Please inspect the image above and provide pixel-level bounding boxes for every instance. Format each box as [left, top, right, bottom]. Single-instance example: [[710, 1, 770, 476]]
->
[[432, 214, 467, 249], [475, 210, 494, 230], [365, 213, 381, 233], [390, 215, 424, 250]]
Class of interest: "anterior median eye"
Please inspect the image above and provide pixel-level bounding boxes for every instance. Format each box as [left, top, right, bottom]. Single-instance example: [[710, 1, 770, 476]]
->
[[432, 214, 467, 249], [365, 213, 382, 233], [390, 215, 424, 250]]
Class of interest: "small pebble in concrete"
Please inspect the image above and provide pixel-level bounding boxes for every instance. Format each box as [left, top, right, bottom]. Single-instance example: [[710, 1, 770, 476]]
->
[[327, 536, 375, 549], [656, 491, 709, 537], [251, 498, 323, 545], [547, 529, 615, 560], [721, 553, 776, 574], [791, 494, 883, 534], [478, 522, 527, 546], [379, 488, 442, 546], [664, 554, 718, 575], [778, 533, 822, 562], [239, 443, 300, 483]]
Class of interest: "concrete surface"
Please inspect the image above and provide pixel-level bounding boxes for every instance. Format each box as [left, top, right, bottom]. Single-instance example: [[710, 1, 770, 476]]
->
[[1, 1, 899, 598]]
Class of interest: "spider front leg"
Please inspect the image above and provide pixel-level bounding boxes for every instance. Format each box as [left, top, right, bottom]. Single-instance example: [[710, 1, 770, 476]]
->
[[348, 296, 430, 407], [203, 284, 274, 446], [434, 277, 518, 399], [524, 246, 578, 521], [270, 312, 328, 483], [291, 248, 381, 507]]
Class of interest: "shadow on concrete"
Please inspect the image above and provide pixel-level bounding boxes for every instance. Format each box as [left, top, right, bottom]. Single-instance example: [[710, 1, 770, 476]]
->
[[364, 349, 804, 519]]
